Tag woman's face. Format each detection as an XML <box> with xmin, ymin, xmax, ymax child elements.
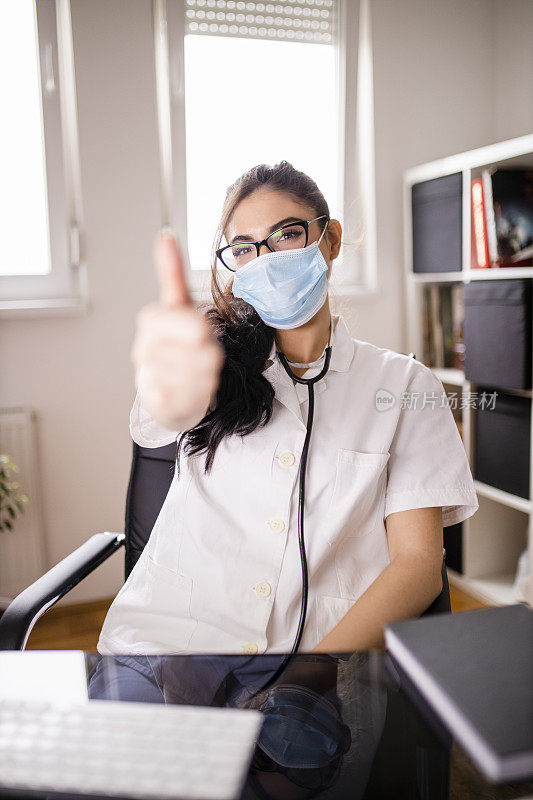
<box><xmin>224</xmin><ymin>187</ymin><xmax>341</xmax><ymax>280</ymax></box>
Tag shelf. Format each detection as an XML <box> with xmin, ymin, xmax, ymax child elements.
<box><xmin>404</xmin><ymin>134</ymin><xmax>533</xmax><ymax>608</ymax></box>
<box><xmin>410</xmin><ymin>272</ymin><xmax>464</xmax><ymax>283</ymax></box>
<box><xmin>447</xmin><ymin>568</ymin><xmax>522</xmax><ymax>607</ymax></box>
<box><xmin>426</xmin><ymin>373</ymin><xmax>531</xmax><ymax>397</ymax></box>
<box><xmin>465</xmin><ymin>268</ymin><xmax>533</xmax><ymax>281</ymax></box>
<box><xmin>409</xmin><ymin>267</ymin><xmax>533</xmax><ymax>282</ymax></box>
<box><xmin>460</xmin><ymin>375</ymin><xmax>532</xmax><ymax>397</ymax></box>
<box><xmin>473</xmin><ymin>480</ymin><xmax>532</xmax><ymax>514</ymax></box>
<box><xmin>404</xmin><ymin>133</ymin><xmax>533</xmax><ymax>185</ymax></box>
<box><xmin>502</xmin><ymin>388</ymin><xmax>533</xmax><ymax>399</ymax></box>
<box><xmin>471</xmin><ymin>385</ymin><xmax>532</xmax><ymax>399</ymax></box>
<box><xmin>431</xmin><ymin>368</ymin><xmax>465</xmax><ymax>386</ymax></box>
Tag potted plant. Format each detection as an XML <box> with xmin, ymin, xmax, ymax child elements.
<box><xmin>0</xmin><ymin>453</ymin><xmax>29</xmax><ymax>532</ymax></box>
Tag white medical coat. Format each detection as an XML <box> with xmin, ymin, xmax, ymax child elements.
<box><xmin>97</xmin><ymin>314</ymin><xmax>479</xmax><ymax>656</ymax></box>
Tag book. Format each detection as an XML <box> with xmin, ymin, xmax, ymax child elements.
<box><xmin>451</xmin><ymin>283</ymin><xmax>465</xmax><ymax>371</ymax></box>
<box><xmin>422</xmin><ymin>285</ymin><xmax>432</xmax><ymax>366</ymax></box>
<box><xmin>439</xmin><ymin>284</ymin><xmax>455</xmax><ymax>368</ymax></box>
<box><xmin>471</xmin><ymin>177</ymin><xmax>490</xmax><ymax>268</ymax></box>
<box><xmin>422</xmin><ymin>284</ymin><xmax>464</xmax><ymax>370</ymax></box>
<box><xmin>384</xmin><ymin>603</ymin><xmax>533</xmax><ymax>783</ymax></box>
<box><xmin>429</xmin><ymin>284</ymin><xmax>444</xmax><ymax>367</ymax></box>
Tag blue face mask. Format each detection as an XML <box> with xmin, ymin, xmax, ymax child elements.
<box><xmin>230</xmin><ymin>221</ymin><xmax>329</xmax><ymax>330</ymax></box>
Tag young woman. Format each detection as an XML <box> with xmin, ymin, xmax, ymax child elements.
<box><xmin>97</xmin><ymin>161</ymin><xmax>478</xmax><ymax>657</ymax></box>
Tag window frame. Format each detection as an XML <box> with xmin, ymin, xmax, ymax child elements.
<box><xmin>157</xmin><ymin>0</ymin><xmax>379</xmax><ymax>301</ymax></box>
<box><xmin>0</xmin><ymin>0</ymin><xmax>86</xmax><ymax>318</ymax></box>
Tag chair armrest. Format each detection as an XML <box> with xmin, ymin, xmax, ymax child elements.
<box><xmin>0</xmin><ymin>532</ymin><xmax>125</xmax><ymax>651</ymax></box>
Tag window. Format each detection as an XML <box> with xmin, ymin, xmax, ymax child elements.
<box><xmin>0</xmin><ymin>0</ymin><xmax>84</xmax><ymax>314</ymax></box>
<box><xmin>155</xmin><ymin>0</ymin><xmax>377</xmax><ymax>296</ymax></box>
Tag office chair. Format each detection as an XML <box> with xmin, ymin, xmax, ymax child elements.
<box><xmin>0</xmin><ymin>352</ymin><xmax>451</xmax><ymax>650</ymax></box>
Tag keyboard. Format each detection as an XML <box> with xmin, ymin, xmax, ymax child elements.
<box><xmin>0</xmin><ymin>698</ymin><xmax>263</xmax><ymax>799</ymax></box>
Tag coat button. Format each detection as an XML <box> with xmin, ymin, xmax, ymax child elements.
<box><xmin>254</xmin><ymin>581</ymin><xmax>272</xmax><ymax>598</ymax></box>
<box><xmin>278</xmin><ymin>451</ymin><xmax>295</xmax><ymax>468</ymax></box>
<box><xmin>268</xmin><ymin>518</ymin><xmax>285</xmax><ymax>533</ymax></box>
<box><xmin>242</xmin><ymin>642</ymin><xmax>258</xmax><ymax>655</ymax></box>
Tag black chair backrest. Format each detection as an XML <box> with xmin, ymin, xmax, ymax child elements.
<box><xmin>124</xmin><ymin>441</ymin><xmax>451</xmax><ymax>615</ymax></box>
<box><xmin>124</xmin><ymin>441</ymin><xmax>177</xmax><ymax>580</ymax></box>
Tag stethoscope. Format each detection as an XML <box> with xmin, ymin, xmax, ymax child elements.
<box><xmin>249</xmin><ymin>321</ymin><xmax>333</xmax><ymax>697</ymax></box>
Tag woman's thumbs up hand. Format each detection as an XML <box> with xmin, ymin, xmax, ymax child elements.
<box><xmin>155</xmin><ymin>228</ymin><xmax>193</xmax><ymax>308</ymax></box>
<box><xmin>131</xmin><ymin>229</ymin><xmax>225</xmax><ymax>433</ymax></box>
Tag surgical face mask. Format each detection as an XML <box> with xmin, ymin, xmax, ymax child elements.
<box><xmin>230</xmin><ymin>221</ymin><xmax>329</xmax><ymax>330</ymax></box>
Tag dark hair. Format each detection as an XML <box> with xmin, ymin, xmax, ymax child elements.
<box><xmin>176</xmin><ymin>160</ymin><xmax>330</xmax><ymax>475</ymax></box>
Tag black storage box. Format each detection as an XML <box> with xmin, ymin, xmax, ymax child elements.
<box><xmin>443</xmin><ymin>522</ymin><xmax>462</xmax><ymax>574</ymax></box>
<box><xmin>474</xmin><ymin>390</ymin><xmax>531</xmax><ymax>499</ymax></box>
<box><xmin>412</xmin><ymin>172</ymin><xmax>463</xmax><ymax>273</ymax></box>
<box><xmin>463</xmin><ymin>278</ymin><xmax>532</xmax><ymax>390</ymax></box>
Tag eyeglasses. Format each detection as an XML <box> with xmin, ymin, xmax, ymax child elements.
<box><xmin>217</xmin><ymin>215</ymin><xmax>329</xmax><ymax>273</ymax></box>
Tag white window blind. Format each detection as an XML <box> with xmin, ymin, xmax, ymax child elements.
<box><xmin>185</xmin><ymin>0</ymin><xmax>336</xmax><ymax>44</ymax></box>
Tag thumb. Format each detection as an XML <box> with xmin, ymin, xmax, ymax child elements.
<box><xmin>154</xmin><ymin>228</ymin><xmax>192</xmax><ymax>308</ymax></box>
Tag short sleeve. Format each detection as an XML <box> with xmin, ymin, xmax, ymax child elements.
<box><xmin>384</xmin><ymin>365</ymin><xmax>479</xmax><ymax>527</ymax></box>
<box><xmin>129</xmin><ymin>389</ymin><xmax>180</xmax><ymax>448</ymax></box>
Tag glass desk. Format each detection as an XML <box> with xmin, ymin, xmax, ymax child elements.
<box><xmin>4</xmin><ymin>650</ymin><xmax>533</xmax><ymax>800</ymax></box>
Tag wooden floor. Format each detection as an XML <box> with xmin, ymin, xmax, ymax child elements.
<box><xmin>24</xmin><ymin>582</ymin><xmax>490</xmax><ymax>651</ymax></box>
<box><xmin>26</xmin><ymin>598</ymin><xmax>113</xmax><ymax>651</ymax></box>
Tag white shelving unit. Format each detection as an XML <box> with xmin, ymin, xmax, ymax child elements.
<box><xmin>403</xmin><ymin>133</ymin><xmax>533</xmax><ymax>608</ymax></box>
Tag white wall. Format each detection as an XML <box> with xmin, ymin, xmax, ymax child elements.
<box><xmin>1</xmin><ymin>0</ymin><xmax>532</xmax><ymax>605</ymax></box>
<box><xmin>339</xmin><ymin>0</ymin><xmax>495</xmax><ymax>346</ymax></box>
<box><xmin>492</xmin><ymin>0</ymin><xmax>533</xmax><ymax>142</ymax></box>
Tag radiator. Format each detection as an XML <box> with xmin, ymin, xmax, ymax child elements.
<box><xmin>0</xmin><ymin>408</ymin><xmax>46</xmax><ymax>605</ymax></box>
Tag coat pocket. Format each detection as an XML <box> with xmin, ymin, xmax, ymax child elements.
<box><xmin>144</xmin><ymin>555</ymin><xmax>198</xmax><ymax>652</ymax></box>
<box><xmin>328</xmin><ymin>450</ymin><xmax>390</xmax><ymax>541</ymax></box>
<box><xmin>315</xmin><ymin>594</ymin><xmax>355</xmax><ymax>644</ymax></box>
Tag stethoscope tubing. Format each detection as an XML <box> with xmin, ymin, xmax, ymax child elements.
<box><xmin>248</xmin><ymin>345</ymin><xmax>333</xmax><ymax>697</ymax></box>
